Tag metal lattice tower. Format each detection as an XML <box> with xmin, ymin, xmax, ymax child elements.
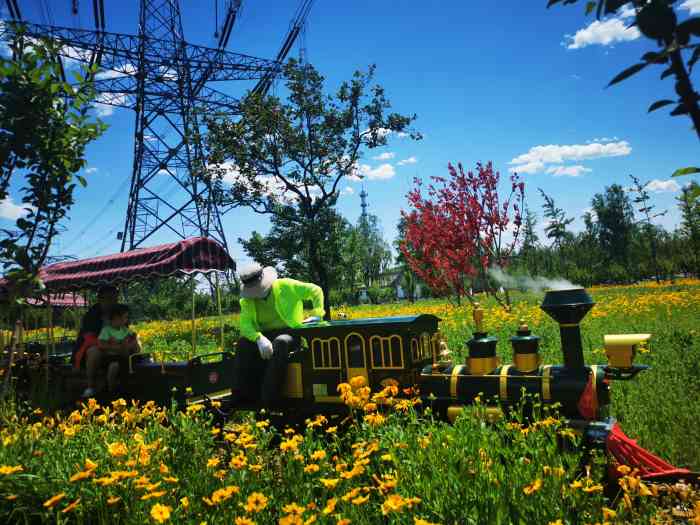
<box><xmin>1</xmin><ymin>0</ymin><xmax>313</xmax><ymax>252</ymax></box>
<box><xmin>122</xmin><ymin>0</ymin><xmax>229</xmax><ymax>250</ymax></box>
<box><xmin>359</xmin><ymin>186</ymin><xmax>369</xmax><ymax>235</ymax></box>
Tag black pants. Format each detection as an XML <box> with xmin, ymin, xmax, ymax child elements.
<box><xmin>233</xmin><ymin>333</ymin><xmax>298</xmax><ymax>404</ymax></box>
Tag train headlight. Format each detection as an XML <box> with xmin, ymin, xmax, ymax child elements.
<box><xmin>603</xmin><ymin>334</ymin><xmax>651</xmax><ymax>369</ymax></box>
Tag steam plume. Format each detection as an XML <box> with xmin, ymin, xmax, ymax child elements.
<box><xmin>488</xmin><ymin>267</ymin><xmax>579</xmax><ymax>293</ymax></box>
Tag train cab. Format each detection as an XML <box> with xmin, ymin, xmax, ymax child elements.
<box><xmin>284</xmin><ymin>314</ymin><xmax>441</xmax><ymax>406</ymax></box>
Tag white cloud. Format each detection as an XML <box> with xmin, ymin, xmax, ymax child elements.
<box><xmin>397</xmin><ymin>156</ymin><xmax>417</xmax><ymax>166</ymax></box>
<box><xmin>95</xmin><ymin>63</ymin><xmax>137</xmax><ymax>80</ymax></box>
<box><xmin>545</xmin><ymin>165</ymin><xmax>592</xmax><ymax>177</ymax></box>
<box><xmin>397</xmin><ymin>132</ymin><xmax>409</xmax><ymax>138</ymax></box>
<box><xmin>94</xmin><ymin>93</ymin><xmax>128</xmax><ymax>117</ymax></box>
<box><xmin>372</xmin><ymin>152</ymin><xmax>395</xmax><ymax>161</ymax></box>
<box><xmin>646</xmin><ymin>179</ymin><xmax>681</xmax><ymax>193</ymax></box>
<box><xmin>509</xmin><ymin>140</ymin><xmax>631</xmax><ymax>174</ymax></box>
<box><xmin>0</xmin><ymin>197</ymin><xmax>33</xmax><ymax>221</ymax></box>
<box><xmin>144</xmin><ymin>135</ymin><xmax>158</xmax><ymax>142</ymax></box>
<box><xmin>85</xmin><ymin>167</ymin><xmax>98</xmax><ymax>174</ymax></box>
<box><xmin>349</xmin><ymin>163</ymin><xmax>396</xmax><ymax>180</ymax></box>
<box><xmin>340</xmin><ymin>186</ymin><xmax>354</xmax><ymax>196</ymax></box>
<box><xmin>564</xmin><ymin>8</ymin><xmax>640</xmax><ymax>49</ymax></box>
<box><xmin>681</xmin><ymin>0</ymin><xmax>700</xmax><ymax>15</ymax></box>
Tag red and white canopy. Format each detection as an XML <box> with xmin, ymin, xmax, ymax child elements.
<box><xmin>1</xmin><ymin>237</ymin><xmax>234</xmax><ymax>294</ymax></box>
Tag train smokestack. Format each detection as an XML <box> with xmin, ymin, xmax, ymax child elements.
<box><xmin>540</xmin><ymin>288</ymin><xmax>594</xmax><ymax>370</ymax></box>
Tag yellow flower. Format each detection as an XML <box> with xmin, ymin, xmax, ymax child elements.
<box><xmin>279</xmin><ymin>516</ymin><xmax>303</xmax><ymax>525</ymax></box>
<box><xmin>0</xmin><ymin>465</ymin><xmax>23</xmax><ymax>475</ymax></box>
<box><xmin>349</xmin><ymin>376</ymin><xmax>366</xmax><ymax>388</ymax></box>
<box><xmin>310</xmin><ymin>450</ymin><xmax>326</xmax><ymax>461</ymax></box>
<box><xmin>107</xmin><ymin>496</ymin><xmax>121</xmax><ymax>506</ymax></box>
<box><xmin>84</xmin><ymin>458</ymin><xmax>98</xmax><ymax>471</ymax></box>
<box><xmin>107</xmin><ymin>441</ymin><xmax>128</xmax><ymax>457</ymax></box>
<box><xmin>280</xmin><ymin>435</ymin><xmax>303</xmax><ymax>453</ymax></box>
<box><xmin>235</xmin><ymin>518</ymin><xmax>256</xmax><ymax>525</ymax></box>
<box><xmin>547</xmin><ymin>521</ymin><xmax>563</xmax><ymax>525</ymax></box>
<box><xmin>282</xmin><ymin>502</ymin><xmax>305</xmax><ymax>516</ymax></box>
<box><xmin>322</xmin><ymin>498</ymin><xmax>337</xmax><ymax>515</ymax></box>
<box><xmin>141</xmin><ymin>491</ymin><xmax>167</xmax><ymax>501</ymax></box>
<box><xmin>326</xmin><ymin>426</ymin><xmax>338</xmax><ymax>434</ymax></box>
<box><xmin>163</xmin><ymin>476</ymin><xmax>179</xmax><ymax>484</ymax></box>
<box><xmin>61</xmin><ymin>498</ymin><xmax>81</xmax><ymax>514</ymax></box>
<box><xmin>341</xmin><ymin>488</ymin><xmax>361</xmax><ymax>502</ymax></box>
<box><xmin>582</xmin><ymin>482</ymin><xmax>603</xmax><ymax>493</ymax></box>
<box><xmin>249</xmin><ymin>464</ymin><xmax>263</xmax><ymax>473</ymax></box>
<box><xmin>159</xmin><ymin>463</ymin><xmax>169</xmax><ymax>474</ymax></box>
<box><xmin>602</xmin><ymin>507</ymin><xmax>616</xmax><ymax>520</ymax></box>
<box><xmin>206</xmin><ymin>457</ymin><xmax>220</xmax><ymax>468</ymax></box>
<box><xmin>351</xmin><ymin>494</ymin><xmax>369</xmax><ymax>505</ymax></box>
<box><xmin>306</xmin><ymin>415</ymin><xmax>328</xmax><ymax>428</ymax></box>
<box><xmin>304</xmin><ymin>464</ymin><xmax>320</xmax><ymax>474</ymax></box>
<box><xmin>523</xmin><ymin>478</ymin><xmax>542</xmax><ymax>495</ymax></box>
<box><xmin>43</xmin><ymin>492</ymin><xmax>66</xmax><ymax>509</ymax></box>
<box><xmin>336</xmin><ymin>519</ymin><xmax>351</xmax><ymax>525</ymax></box>
<box><xmin>244</xmin><ymin>492</ymin><xmax>268</xmax><ymax>513</ymax></box>
<box><xmin>230</xmin><ymin>454</ymin><xmax>248</xmax><ymax>470</ymax></box>
<box><xmin>320</xmin><ymin>477</ymin><xmax>340</xmax><ymax>489</ymax></box>
<box><xmin>256</xmin><ymin>420</ymin><xmax>270</xmax><ymax>429</ymax></box>
<box><xmin>364</xmin><ymin>413</ymin><xmax>385</xmax><ymax>427</ymax></box>
<box><xmin>180</xmin><ymin>497</ymin><xmax>189</xmax><ymax>509</ymax></box>
<box><xmin>69</xmin><ymin>470</ymin><xmax>93</xmax><ymax>482</ymax></box>
<box><xmin>150</xmin><ymin>503</ymin><xmax>172</xmax><ymax>523</ymax></box>
<box><xmin>5</xmin><ymin>495</ymin><xmax>17</xmax><ymax>501</ymax></box>
<box><xmin>616</xmin><ymin>465</ymin><xmax>632</xmax><ymax>475</ymax></box>
<box><xmin>414</xmin><ymin>519</ymin><xmax>441</xmax><ymax>525</ymax></box>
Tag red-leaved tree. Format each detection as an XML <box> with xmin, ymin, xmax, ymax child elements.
<box><xmin>400</xmin><ymin>161</ymin><xmax>524</xmax><ymax>306</ymax></box>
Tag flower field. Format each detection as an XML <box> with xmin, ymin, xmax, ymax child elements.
<box><xmin>1</xmin><ymin>280</ymin><xmax>700</xmax><ymax>523</ymax></box>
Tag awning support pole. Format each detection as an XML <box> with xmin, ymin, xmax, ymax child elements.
<box><xmin>216</xmin><ymin>273</ymin><xmax>224</xmax><ymax>351</ymax></box>
<box><xmin>190</xmin><ymin>277</ymin><xmax>196</xmax><ymax>361</ymax></box>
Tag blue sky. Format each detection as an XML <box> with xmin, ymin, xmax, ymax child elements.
<box><xmin>1</xmin><ymin>0</ymin><xmax>699</xmax><ymax>267</ymax></box>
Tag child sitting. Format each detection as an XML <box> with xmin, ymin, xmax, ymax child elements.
<box><xmin>82</xmin><ymin>304</ymin><xmax>140</xmax><ymax>398</ymax></box>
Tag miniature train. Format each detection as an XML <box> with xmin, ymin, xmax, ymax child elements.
<box><xmin>6</xmin><ymin>286</ymin><xmax>650</xmax><ymax>450</ymax></box>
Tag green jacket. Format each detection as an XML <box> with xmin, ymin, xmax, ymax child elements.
<box><xmin>239</xmin><ymin>278</ymin><xmax>325</xmax><ymax>342</ymax></box>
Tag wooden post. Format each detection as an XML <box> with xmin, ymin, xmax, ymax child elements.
<box><xmin>216</xmin><ymin>273</ymin><xmax>224</xmax><ymax>352</ymax></box>
<box><xmin>190</xmin><ymin>277</ymin><xmax>196</xmax><ymax>360</ymax></box>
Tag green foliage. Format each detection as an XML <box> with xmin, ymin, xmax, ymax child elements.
<box><xmin>0</xmin><ymin>35</ymin><xmax>107</xmax><ymax>293</ymax></box>
<box><xmin>546</xmin><ymin>1</ymin><xmax>700</xmax><ymax>152</ymax></box>
<box><xmin>206</xmin><ymin>60</ymin><xmax>419</xmax><ymax>318</ymax></box>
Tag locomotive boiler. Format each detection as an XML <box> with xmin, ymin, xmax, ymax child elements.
<box><xmin>418</xmin><ymin>288</ymin><xmax>650</xmax><ymax>438</ymax></box>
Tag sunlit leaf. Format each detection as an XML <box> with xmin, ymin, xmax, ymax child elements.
<box><xmin>671</xmin><ymin>167</ymin><xmax>700</xmax><ymax>177</ymax></box>
<box><xmin>607</xmin><ymin>63</ymin><xmax>647</xmax><ymax>87</ymax></box>
<box><xmin>648</xmin><ymin>99</ymin><xmax>674</xmax><ymax>112</ymax></box>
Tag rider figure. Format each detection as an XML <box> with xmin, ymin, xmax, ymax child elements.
<box><xmin>234</xmin><ymin>263</ymin><xmax>324</xmax><ymax>404</ymax></box>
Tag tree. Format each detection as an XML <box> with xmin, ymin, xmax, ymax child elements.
<box><xmin>629</xmin><ymin>174</ymin><xmax>667</xmax><ymax>283</ymax></box>
<box><xmin>538</xmin><ymin>189</ymin><xmax>574</xmax><ymax>276</ymax></box>
<box><xmin>394</xmin><ymin>216</ymin><xmax>420</xmax><ymax>302</ymax></box>
<box><xmin>547</xmin><ymin>1</ymin><xmax>700</xmax><ymax>142</ymax></box>
<box><xmin>240</xmin><ymin>205</ymin><xmax>351</xmax><ymax>297</ymax></box>
<box><xmin>519</xmin><ymin>207</ymin><xmax>540</xmax><ymax>274</ymax></box>
<box><xmin>591</xmin><ymin>184</ymin><xmax>636</xmax><ymax>271</ymax></box>
<box><xmin>401</xmin><ymin>161</ymin><xmax>524</xmax><ymax>306</ymax></box>
<box><xmin>357</xmin><ymin>214</ymin><xmax>392</xmax><ymax>289</ymax></box>
<box><xmin>206</xmin><ymin>60</ymin><xmax>419</xmax><ymax>319</ymax></box>
<box><xmin>677</xmin><ymin>181</ymin><xmax>700</xmax><ymax>276</ymax></box>
<box><xmin>0</xmin><ymin>36</ymin><xmax>106</xmax><ymax>295</ymax></box>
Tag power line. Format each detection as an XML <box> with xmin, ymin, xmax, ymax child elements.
<box><xmin>60</xmin><ymin>174</ymin><xmax>131</xmax><ymax>252</ymax></box>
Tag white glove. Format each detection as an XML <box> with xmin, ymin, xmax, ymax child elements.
<box><xmin>256</xmin><ymin>335</ymin><xmax>273</xmax><ymax>360</ymax></box>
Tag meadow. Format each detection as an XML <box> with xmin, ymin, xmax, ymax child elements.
<box><xmin>1</xmin><ymin>280</ymin><xmax>699</xmax><ymax>524</ymax></box>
